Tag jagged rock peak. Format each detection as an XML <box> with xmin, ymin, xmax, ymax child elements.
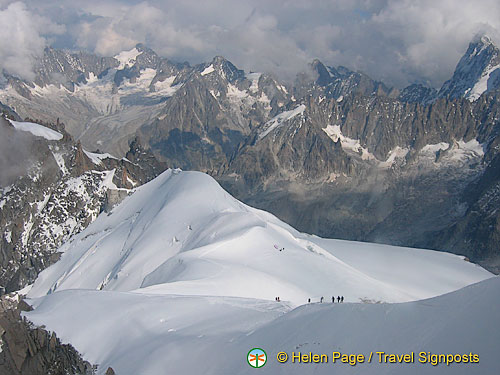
<box><xmin>125</xmin><ymin>136</ymin><xmax>147</xmax><ymax>162</ymax></box>
<box><xmin>203</xmin><ymin>56</ymin><xmax>245</xmax><ymax>82</ymax></box>
<box><xmin>398</xmin><ymin>83</ymin><xmax>437</xmax><ymax>105</ymax></box>
<box><xmin>311</xmin><ymin>59</ymin><xmax>333</xmax><ymax>86</ymax></box>
<box><xmin>438</xmin><ymin>34</ymin><xmax>500</xmax><ymax>101</ymax></box>
<box><xmin>471</xmin><ymin>34</ymin><xmax>495</xmax><ymax>48</ymax></box>
<box><xmin>135</xmin><ymin>42</ymin><xmax>153</xmax><ymax>53</ymax></box>
<box><xmin>132</xmin><ymin>43</ymin><xmax>159</xmax><ymax>68</ymax></box>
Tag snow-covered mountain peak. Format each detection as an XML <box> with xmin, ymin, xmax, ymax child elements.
<box><xmin>438</xmin><ymin>34</ymin><xmax>500</xmax><ymax>101</ymax></box>
<box><xmin>199</xmin><ymin>56</ymin><xmax>245</xmax><ymax>83</ymax></box>
<box><xmin>28</xmin><ymin>169</ymin><xmax>492</xmax><ymax>305</ymax></box>
<box><xmin>9</xmin><ymin>119</ymin><xmax>63</xmax><ymax>141</ymax></box>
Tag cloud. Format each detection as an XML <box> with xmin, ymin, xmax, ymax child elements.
<box><xmin>0</xmin><ymin>2</ymin><xmax>64</xmax><ymax>80</ymax></box>
<box><xmin>1</xmin><ymin>0</ymin><xmax>499</xmax><ymax>87</ymax></box>
<box><xmin>367</xmin><ymin>0</ymin><xmax>500</xmax><ymax>86</ymax></box>
<box><xmin>0</xmin><ymin>117</ymin><xmax>36</xmax><ymax>187</ymax></box>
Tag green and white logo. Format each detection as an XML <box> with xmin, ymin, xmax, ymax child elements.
<box><xmin>247</xmin><ymin>348</ymin><xmax>267</xmax><ymax>368</ymax></box>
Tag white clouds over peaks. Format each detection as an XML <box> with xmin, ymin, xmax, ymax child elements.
<box><xmin>369</xmin><ymin>0</ymin><xmax>500</xmax><ymax>86</ymax></box>
<box><xmin>0</xmin><ymin>2</ymin><xmax>64</xmax><ymax>80</ymax></box>
<box><xmin>1</xmin><ymin>0</ymin><xmax>500</xmax><ymax>87</ymax></box>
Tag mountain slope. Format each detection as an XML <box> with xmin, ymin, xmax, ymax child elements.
<box><xmin>439</xmin><ymin>35</ymin><xmax>500</xmax><ymax>101</ymax></box>
<box><xmin>24</xmin><ymin>277</ymin><xmax>500</xmax><ymax>375</ymax></box>
<box><xmin>0</xmin><ymin>115</ymin><xmax>166</xmax><ymax>292</ymax></box>
<box><xmin>222</xmin><ymin>276</ymin><xmax>500</xmax><ymax>375</ymax></box>
<box><xmin>21</xmin><ymin>170</ymin><xmax>496</xmax><ymax>375</ymax></box>
<box><xmin>28</xmin><ymin>170</ymin><xmax>492</xmax><ymax>304</ymax></box>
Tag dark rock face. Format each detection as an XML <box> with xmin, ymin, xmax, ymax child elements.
<box><xmin>138</xmin><ymin>57</ymin><xmax>290</xmax><ymax>172</ymax></box>
<box><xmin>0</xmin><ymin>294</ymin><xmax>95</xmax><ymax>375</ymax></box>
<box><xmin>425</xmin><ymin>153</ymin><xmax>500</xmax><ymax>273</ymax></box>
<box><xmin>398</xmin><ymin>84</ymin><xmax>437</xmax><ymax>105</ymax></box>
<box><xmin>215</xmin><ymin>89</ymin><xmax>500</xmax><ymax>272</ymax></box>
<box><xmin>0</xmin><ymin>117</ymin><xmax>166</xmax><ymax>293</ymax></box>
<box><xmin>307</xmin><ymin>60</ymin><xmax>395</xmax><ymax>100</ymax></box>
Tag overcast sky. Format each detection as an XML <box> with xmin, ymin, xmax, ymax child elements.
<box><xmin>0</xmin><ymin>0</ymin><xmax>499</xmax><ymax>88</ymax></box>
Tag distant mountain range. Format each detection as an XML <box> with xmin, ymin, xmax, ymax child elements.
<box><xmin>1</xmin><ymin>34</ymin><xmax>500</xmax><ymax>275</ymax></box>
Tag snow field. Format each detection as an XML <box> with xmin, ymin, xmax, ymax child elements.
<box><xmin>24</xmin><ymin>169</ymin><xmax>496</xmax><ymax>374</ymax></box>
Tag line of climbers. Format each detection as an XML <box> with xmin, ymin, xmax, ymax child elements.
<box><xmin>307</xmin><ymin>296</ymin><xmax>344</xmax><ymax>303</ymax></box>
<box><xmin>274</xmin><ymin>296</ymin><xmax>345</xmax><ymax>303</ymax></box>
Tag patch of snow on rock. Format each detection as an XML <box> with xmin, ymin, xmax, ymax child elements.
<box><xmin>259</xmin><ymin>105</ymin><xmax>306</xmax><ymax>139</ymax></box>
<box><xmin>115</xmin><ymin>48</ymin><xmax>141</xmax><ymax>69</ymax></box>
<box><xmin>10</xmin><ymin>120</ymin><xmax>63</xmax><ymax>141</ymax></box>
<box><xmin>201</xmin><ymin>65</ymin><xmax>215</xmax><ymax>76</ymax></box>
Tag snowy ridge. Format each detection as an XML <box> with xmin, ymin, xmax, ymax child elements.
<box><xmin>379</xmin><ymin>146</ymin><xmax>409</xmax><ymax>168</ymax></box>
<box><xmin>9</xmin><ymin>120</ymin><xmax>63</xmax><ymax>141</ymax></box>
<box><xmin>467</xmin><ymin>61</ymin><xmax>500</xmax><ymax>101</ymax></box>
<box><xmin>201</xmin><ymin>64</ymin><xmax>215</xmax><ymax>76</ymax></box>
<box><xmin>322</xmin><ymin>125</ymin><xmax>376</xmax><ymax>161</ymax></box>
<box><xmin>322</xmin><ymin>124</ymin><xmax>485</xmax><ymax>168</ymax></box>
<box><xmin>259</xmin><ymin>105</ymin><xmax>306</xmax><ymax>139</ymax></box>
<box><xmin>153</xmin><ymin>75</ymin><xmax>181</xmax><ymax>96</ymax></box>
<box><xmin>83</xmin><ymin>150</ymin><xmax>117</xmax><ymax>166</ymax></box>
<box><xmin>24</xmin><ymin>277</ymin><xmax>500</xmax><ymax>374</ymax></box>
<box><xmin>322</xmin><ymin>125</ymin><xmax>410</xmax><ymax>167</ymax></box>
<box><xmin>419</xmin><ymin>139</ymin><xmax>485</xmax><ymax>162</ymax></box>
<box><xmin>28</xmin><ymin>170</ymin><xmax>491</xmax><ymax>303</ymax></box>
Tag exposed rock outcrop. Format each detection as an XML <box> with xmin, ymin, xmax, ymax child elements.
<box><xmin>0</xmin><ymin>117</ymin><xmax>166</xmax><ymax>293</ymax></box>
<box><xmin>0</xmin><ymin>294</ymin><xmax>95</xmax><ymax>375</ymax></box>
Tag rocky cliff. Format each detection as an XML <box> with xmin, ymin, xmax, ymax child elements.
<box><xmin>0</xmin><ymin>114</ymin><xmax>166</xmax><ymax>293</ymax></box>
<box><xmin>0</xmin><ymin>294</ymin><xmax>95</xmax><ymax>375</ymax></box>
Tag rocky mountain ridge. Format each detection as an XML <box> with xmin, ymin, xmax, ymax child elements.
<box><xmin>0</xmin><ymin>113</ymin><xmax>166</xmax><ymax>293</ymax></box>
<box><xmin>438</xmin><ymin>35</ymin><xmax>500</xmax><ymax>101</ymax></box>
<box><xmin>0</xmin><ymin>293</ymin><xmax>95</xmax><ymax>375</ymax></box>
<box><xmin>0</xmin><ymin>35</ymin><xmax>499</xmax><ymax>272</ymax></box>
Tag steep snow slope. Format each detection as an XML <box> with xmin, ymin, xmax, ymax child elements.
<box><xmin>28</xmin><ymin>170</ymin><xmax>491</xmax><ymax>304</ymax></box>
